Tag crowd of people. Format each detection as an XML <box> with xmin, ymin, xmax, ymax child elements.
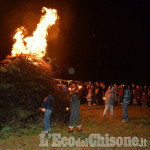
<box><xmin>41</xmin><ymin>80</ymin><xmax>150</xmax><ymax>134</ymax></box>
<box><xmin>59</xmin><ymin>81</ymin><xmax>150</xmax><ymax>108</ymax></box>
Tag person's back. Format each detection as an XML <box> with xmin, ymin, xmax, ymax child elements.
<box><xmin>103</xmin><ymin>86</ymin><xmax>114</xmax><ymax>117</ymax></box>
<box><xmin>123</xmin><ymin>88</ymin><xmax>131</xmax><ymax>105</ymax></box>
<box><xmin>87</xmin><ymin>92</ymin><xmax>92</xmax><ymax>102</ymax></box>
<box><xmin>104</xmin><ymin>89</ymin><xmax>114</xmax><ymax>105</ymax></box>
<box><xmin>122</xmin><ymin>86</ymin><xmax>131</xmax><ymax>123</ymax></box>
<box><xmin>86</xmin><ymin>89</ymin><xmax>93</xmax><ymax>109</ymax></box>
<box><xmin>71</xmin><ymin>93</ymin><xmax>80</xmax><ymax>114</ymax></box>
<box><xmin>69</xmin><ymin>92</ymin><xmax>82</xmax><ymax>133</ymax></box>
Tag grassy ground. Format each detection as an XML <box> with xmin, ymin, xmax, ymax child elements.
<box><xmin>0</xmin><ymin>104</ymin><xmax>150</xmax><ymax>150</ymax></box>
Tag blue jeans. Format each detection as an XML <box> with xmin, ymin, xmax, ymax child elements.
<box><xmin>44</xmin><ymin>109</ymin><xmax>52</xmax><ymax>131</ymax></box>
<box><xmin>123</xmin><ymin>104</ymin><xmax>129</xmax><ymax>121</ymax></box>
<box><xmin>103</xmin><ymin>104</ymin><xmax>113</xmax><ymax>116</ymax></box>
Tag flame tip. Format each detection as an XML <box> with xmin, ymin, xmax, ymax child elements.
<box><xmin>12</xmin><ymin>7</ymin><xmax>58</xmax><ymax>59</ymax></box>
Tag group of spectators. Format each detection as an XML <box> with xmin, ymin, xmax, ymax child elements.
<box><xmin>41</xmin><ymin>80</ymin><xmax>150</xmax><ymax>133</ymax></box>
<box><xmin>58</xmin><ymin>81</ymin><xmax>150</xmax><ymax>108</ymax></box>
<box><xmin>117</xmin><ymin>84</ymin><xmax>150</xmax><ymax>107</ymax></box>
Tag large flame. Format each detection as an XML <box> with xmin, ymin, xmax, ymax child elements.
<box><xmin>12</xmin><ymin>7</ymin><xmax>58</xmax><ymax>59</ymax></box>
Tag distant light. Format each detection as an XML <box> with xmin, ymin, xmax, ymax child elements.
<box><xmin>79</xmin><ymin>85</ymin><xmax>82</xmax><ymax>89</ymax></box>
<box><xmin>42</xmin><ymin>108</ymin><xmax>45</xmax><ymax>112</ymax></box>
<box><xmin>103</xmin><ymin>97</ymin><xmax>106</xmax><ymax>100</ymax></box>
<box><xmin>66</xmin><ymin>107</ymin><xmax>69</xmax><ymax>111</ymax></box>
<box><xmin>38</xmin><ymin>108</ymin><xmax>45</xmax><ymax>112</ymax></box>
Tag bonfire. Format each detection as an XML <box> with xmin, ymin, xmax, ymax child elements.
<box><xmin>0</xmin><ymin>7</ymin><xmax>70</xmax><ymax>127</ymax></box>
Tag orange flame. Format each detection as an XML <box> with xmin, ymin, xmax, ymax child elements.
<box><xmin>12</xmin><ymin>7</ymin><xmax>58</xmax><ymax>59</ymax></box>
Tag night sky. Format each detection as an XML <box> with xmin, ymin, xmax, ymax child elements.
<box><xmin>0</xmin><ymin>0</ymin><xmax>150</xmax><ymax>84</ymax></box>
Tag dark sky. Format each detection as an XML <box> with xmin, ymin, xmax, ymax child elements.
<box><xmin>0</xmin><ymin>0</ymin><xmax>150</xmax><ymax>84</ymax></box>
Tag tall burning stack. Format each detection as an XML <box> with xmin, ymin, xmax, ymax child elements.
<box><xmin>0</xmin><ymin>7</ymin><xmax>70</xmax><ymax>127</ymax></box>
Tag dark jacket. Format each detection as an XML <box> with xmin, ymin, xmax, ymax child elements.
<box><xmin>70</xmin><ymin>93</ymin><xmax>80</xmax><ymax>115</ymax></box>
<box><xmin>42</xmin><ymin>95</ymin><xmax>54</xmax><ymax>110</ymax></box>
<box><xmin>122</xmin><ymin>87</ymin><xmax>131</xmax><ymax>105</ymax></box>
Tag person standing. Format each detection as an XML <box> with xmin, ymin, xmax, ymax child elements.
<box><xmin>86</xmin><ymin>89</ymin><xmax>93</xmax><ymax>110</ymax></box>
<box><xmin>103</xmin><ymin>85</ymin><xmax>114</xmax><ymax>117</ymax></box>
<box><xmin>132</xmin><ymin>89</ymin><xmax>137</xmax><ymax>105</ymax></box>
<box><xmin>135</xmin><ymin>85</ymin><xmax>142</xmax><ymax>106</ymax></box>
<box><xmin>121</xmin><ymin>85</ymin><xmax>131</xmax><ymax>123</ymax></box>
<box><xmin>141</xmin><ymin>91</ymin><xmax>147</xmax><ymax>107</ymax></box>
<box><xmin>113</xmin><ymin>84</ymin><xmax>118</xmax><ymax>105</ymax></box>
<box><xmin>93</xmin><ymin>82</ymin><xmax>98</xmax><ymax>105</ymax></box>
<box><xmin>68</xmin><ymin>90</ymin><xmax>82</xmax><ymax>133</ymax></box>
<box><xmin>42</xmin><ymin>95</ymin><xmax>54</xmax><ymax>134</ymax></box>
<box><xmin>118</xmin><ymin>85</ymin><xmax>123</xmax><ymax>104</ymax></box>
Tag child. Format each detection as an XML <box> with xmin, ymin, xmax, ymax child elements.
<box><xmin>141</xmin><ymin>92</ymin><xmax>147</xmax><ymax>108</ymax></box>
<box><xmin>86</xmin><ymin>89</ymin><xmax>93</xmax><ymax>110</ymax></box>
<box><xmin>68</xmin><ymin>90</ymin><xmax>82</xmax><ymax>133</ymax></box>
<box><xmin>42</xmin><ymin>95</ymin><xmax>54</xmax><ymax>134</ymax></box>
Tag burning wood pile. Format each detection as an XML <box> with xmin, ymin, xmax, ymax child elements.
<box><xmin>0</xmin><ymin>7</ymin><xmax>70</xmax><ymax>127</ymax></box>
